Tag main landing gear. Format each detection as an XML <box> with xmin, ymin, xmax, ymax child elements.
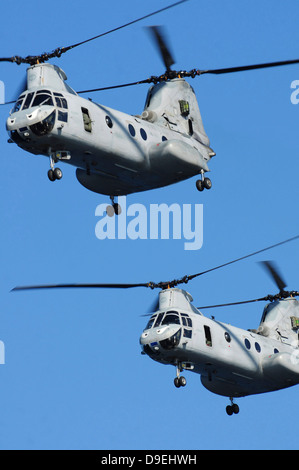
<box><xmin>106</xmin><ymin>196</ymin><xmax>122</xmax><ymax>217</ymax></box>
<box><xmin>226</xmin><ymin>398</ymin><xmax>240</xmax><ymax>416</ymax></box>
<box><xmin>174</xmin><ymin>364</ymin><xmax>187</xmax><ymax>388</ymax></box>
<box><xmin>196</xmin><ymin>170</ymin><xmax>212</xmax><ymax>192</ymax></box>
<box><xmin>47</xmin><ymin>155</ymin><xmax>63</xmax><ymax>182</ymax></box>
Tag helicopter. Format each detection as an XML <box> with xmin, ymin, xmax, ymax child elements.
<box><xmin>12</xmin><ymin>234</ymin><xmax>299</xmax><ymax>415</ymax></box>
<box><xmin>3</xmin><ymin>1</ymin><xmax>299</xmax><ymax>216</ymax></box>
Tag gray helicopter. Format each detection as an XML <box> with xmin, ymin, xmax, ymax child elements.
<box><xmin>3</xmin><ymin>1</ymin><xmax>299</xmax><ymax>215</ymax></box>
<box><xmin>12</xmin><ymin>234</ymin><xmax>299</xmax><ymax>415</ymax></box>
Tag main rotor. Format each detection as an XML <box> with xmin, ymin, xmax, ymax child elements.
<box><xmin>12</xmin><ymin>235</ymin><xmax>299</xmax><ymax>314</ymax></box>
<box><xmin>1</xmin><ymin>0</ymin><xmax>299</xmax><ymax>100</ymax></box>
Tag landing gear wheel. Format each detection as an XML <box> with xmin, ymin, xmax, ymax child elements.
<box><xmin>53</xmin><ymin>167</ymin><xmax>63</xmax><ymax>180</ymax></box>
<box><xmin>179</xmin><ymin>376</ymin><xmax>187</xmax><ymax>387</ymax></box>
<box><xmin>174</xmin><ymin>377</ymin><xmax>180</xmax><ymax>388</ymax></box>
<box><xmin>106</xmin><ymin>205</ymin><xmax>115</xmax><ymax>217</ymax></box>
<box><xmin>113</xmin><ymin>203</ymin><xmax>122</xmax><ymax>216</ymax></box>
<box><xmin>48</xmin><ymin>169</ymin><xmax>55</xmax><ymax>182</ymax></box>
<box><xmin>106</xmin><ymin>203</ymin><xmax>122</xmax><ymax>217</ymax></box>
<box><xmin>48</xmin><ymin>168</ymin><xmax>63</xmax><ymax>181</ymax></box>
<box><xmin>232</xmin><ymin>403</ymin><xmax>239</xmax><ymax>414</ymax></box>
<box><xmin>106</xmin><ymin>197</ymin><xmax>122</xmax><ymax>217</ymax></box>
<box><xmin>203</xmin><ymin>177</ymin><xmax>212</xmax><ymax>190</ymax></box>
<box><xmin>174</xmin><ymin>376</ymin><xmax>186</xmax><ymax>388</ymax></box>
<box><xmin>226</xmin><ymin>399</ymin><xmax>239</xmax><ymax>415</ymax></box>
<box><xmin>196</xmin><ymin>179</ymin><xmax>204</xmax><ymax>192</ymax></box>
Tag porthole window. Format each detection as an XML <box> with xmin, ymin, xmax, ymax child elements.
<box><xmin>128</xmin><ymin>124</ymin><xmax>136</xmax><ymax>137</ymax></box>
<box><xmin>140</xmin><ymin>128</ymin><xmax>147</xmax><ymax>140</ymax></box>
<box><xmin>105</xmin><ymin>115</ymin><xmax>113</xmax><ymax>128</ymax></box>
<box><xmin>255</xmin><ymin>342</ymin><xmax>261</xmax><ymax>353</ymax></box>
<box><xmin>244</xmin><ymin>338</ymin><xmax>251</xmax><ymax>350</ymax></box>
<box><xmin>224</xmin><ymin>332</ymin><xmax>231</xmax><ymax>343</ymax></box>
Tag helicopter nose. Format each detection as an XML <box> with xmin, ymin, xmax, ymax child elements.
<box><xmin>7</xmin><ymin>107</ymin><xmax>56</xmax><ymax>140</ymax></box>
<box><xmin>140</xmin><ymin>325</ymin><xmax>181</xmax><ymax>354</ymax></box>
<box><xmin>6</xmin><ymin>107</ymin><xmax>44</xmax><ymax>131</ymax></box>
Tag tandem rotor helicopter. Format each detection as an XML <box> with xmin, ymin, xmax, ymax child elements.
<box><xmin>2</xmin><ymin>0</ymin><xmax>299</xmax><ymax>215</ymax></box>
<box><xmin>12</xmin><ymin>234</ymin><xmax>299</xmax><ymax>415</ymax></box>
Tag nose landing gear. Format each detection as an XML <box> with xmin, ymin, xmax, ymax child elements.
<box><xmin>48</xmin><ymin>155</ymin><xmax>63</xmax><ymax>182</ymax></box>
<box><xmin>174</xmin><ymin>364</ymin><xmax>187</xmax><ymax>388</ymax></box>
<box><xmin>48</xmin><ymin>167</ymin><xmax>63</xmax><ymax>181</ymax></box>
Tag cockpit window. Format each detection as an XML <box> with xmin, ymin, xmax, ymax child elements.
<box><xmin>161</xmin><ymin>311</ymin><xmax>181</xmax><ymax>326</ymax></box>
<box><xmin>144</xmin><ymin>311</ymin><xmax>193</xmax><ymax>330</ymax></box>
<box><xmin>54</xmin><ymin>92</ymin><xmax>68</xmax><ymax>109</ymax></box>
<box><xmin>12</xmin><ymin>97</ymin><xmax>24</xmax><ymax>113</ymax></box>
<box><xmin>181</xmin><ymin>313</ymin><xmax>192</xmax><ymax>328</ymax></box>
<box><xmin>12</xmin><ymin>91</ymin><xmax>55</xmax><ymax>113</ymax></box>
<box><xmin>22</xmin><ymin>92</ymin><xmax>34</xmax><ymax>110</ymax></box>
<box><xmin>144</xmin><ymin>312</ymin><xmax>165</xmax><ymax>330</ymax></box>
<box><xmin>145</xmin><ymin>315</ymin><xmax>156</xmax><ymax>330</ymax></box>
<box><xmin>32</xmin><ymin>92</ymin><xmax>54</xmax><ymax>107</ymax></box>
<box><xmin>154</xmin><ymin>312</ymin><xmax>164</xmax><ymax>327</ymax></box>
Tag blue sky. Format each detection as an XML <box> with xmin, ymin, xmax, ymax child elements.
<box><xmin>0</xmin><ymin>0</ymin><xmax>299</xmax><ymax>450</ymax></box>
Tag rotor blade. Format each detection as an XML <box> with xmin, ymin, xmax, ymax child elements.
<box><xmin>147</xmin><ymin>26</ymin><xmax>175</xmax><ymax>71</ymax></box>
<box><xmin>12</xmin><ymin>282</ymin><xmax>152</xmax><ymax>292</ymax></box>
<box><xmin>186</xmin><ymin>234</ymin><xmax>299</xmax><ymax>283</ymax></box>
<box><xmin>199</xmin><ymin>58</ymin><xmax>299</xmax><ymax>75</ymax></box>
<box><xmin>197</xmin><ymin>297</ymin><xmax>270</xmax><ymax>310</ymax></box>
<box><xmin>12</xmin><ymin>235</ymin><xmax>299</xmax><ymax>294</ymax></box>
<box><xmin>75</xmin><ymin>56</ymin><xmax>299</xmax><ymax>96</ymax></box>
<box><xmin>76</xmin><ymin>78</ymin><xmax>152</xmax><ymax>95</ymax></box>
<box><xmin>0</xmin><ymin>1</ymin><xmax>189</xmax><ymax>65</ymax></box>
<box><xmin>67</xmin><ymin>2</ymin><xmax>187</xmax><ymax>52</ymax></box>
<box><xmin>259</xmin><ymin>260</ymin><xmax>287</xmax><ymax>292</ymax></box>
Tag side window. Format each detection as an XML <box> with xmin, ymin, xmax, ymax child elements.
<box><xmin>54</xmin><ymin>92</ymin><xmax>68</xmax><ymax>109</ymax></box>
<box><xmin>204</xmin><ymin>325</ymin><xmax>212</xmax><ymax>347</ymax></box>
<box><xmin>61</xmin><ymin>98</ymin><xmax>68</xmax><ymax>109</ymax></box>
<box><xmin>188</xmin><ymin>119</ymin><xmax>194</xmax><ymax>136</ymax></box>
<box><xmin>58</xmin><ymin>110</ymin><xmax>68</xmax><ymax>122</ymax></box>
<box><xmin>128</xmin><ymin>123</ymin><xmax>136</xmax><ymax>137</ymax></box>
<box><xmin>81</xmin><ymin>107</ymin><xmax>92</xmax><ymax>132</ymax></box>
<box><xmin>181</xmin><ymin>313</ymin><xmax>192</xmax><ymax>339</ymax></box>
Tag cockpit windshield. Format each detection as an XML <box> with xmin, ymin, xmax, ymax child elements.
<box><xmin>12</xmin><ymin>95</ymin><xmax>25</xmax><ymax>113</ymax></box>
<box><xmin>144</xmin><ymin>311</ymin><xmax>192</xmax><ymax>330</ymax></box>
<box><xmin>32</xmin><ymin>90</ymin><xmax>54</xmax><ymax>107</ymax></box>
<box><xmin>11</xmin><ymin>89</ymin><xmax>68</xmax><ymax>114</ymax></box>
<box><xmin>161</xmin><ymin>311</ymin><xmax>181</xmax><ymax>326</ymax></box>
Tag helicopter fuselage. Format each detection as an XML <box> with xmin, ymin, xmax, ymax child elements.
<box><xmin>140</xmin><ymin>289</ymin><xmax>299</xmax><ymax>399</ymax></box>
<box><xmin>6</xmin><ymin>64</ymin><xmax>214</xmax><ymax>198</ymax></box>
